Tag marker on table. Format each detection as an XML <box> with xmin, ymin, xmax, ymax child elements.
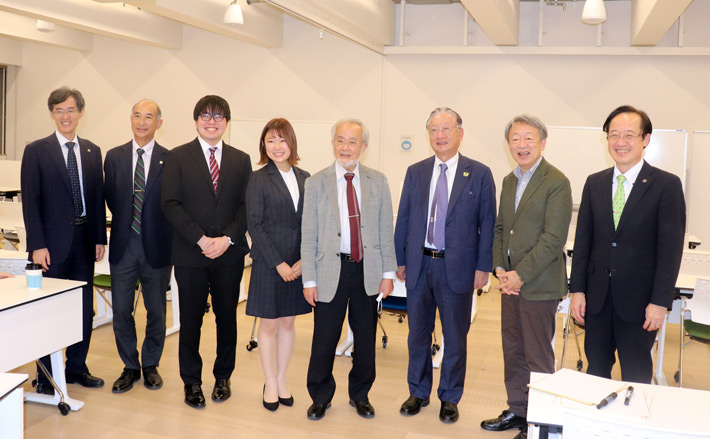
<box><xmin>624</xmin><ymin>386</ymin><xmax>634</xmax><ymax>406</ymax></box>
<box><xmin>596</xmin><ymin>391</ymin><xmax>618</xmax><ymax>409</ymax></box>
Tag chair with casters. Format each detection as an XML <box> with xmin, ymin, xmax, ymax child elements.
<box><xmin>558</xmin><ymin>295</ymin><xmax>586</xmax><ymax>372</ymax></box>
<box><xmin>676</xmin><ymin>277</ymin><xmax>710</xmax><ymax>387</ymax></box>
<box><xmin>92</xmin><ymin>274</ymin><xmax>141</xmax><ymax>328</ymax></box>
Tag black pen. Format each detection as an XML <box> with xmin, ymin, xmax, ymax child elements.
<box><xmin>596</xmin><ymin>391</ymin><xmax>618</xmax><ymax>409</ymax></box>
<box><xmin>624</xmin><ymin>386</ymin><xmax>634</xmax><ymax>406</ymax></box>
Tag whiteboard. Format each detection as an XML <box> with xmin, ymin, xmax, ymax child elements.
<box><xmin>544</xmin><ymin>126</ymin><xmax>688</xmax><ymax>205</ymax></box>
<box><xmin>688</xmin><ymin>131</ymin><xmax>710</xmax><ymax>244</ymax></box>
<box><xmin>229</xmin><ymin>119</ymin><xmax>334</xmax><ymax>175</ymax></box>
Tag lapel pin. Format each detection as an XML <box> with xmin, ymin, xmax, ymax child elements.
<box><xmin>87</xmin><ymin>149</ymin><xmax>91</xmax><ymax>152</ymax></box>
<box><xmin>463</xmin><ymin>171</ymin><xmax>470</xmax><ymax>177</ymax></box>
<box><xmin>642</xmin><ymin>179</ymin><xmax>647</xmax><ymax>183</ymax></box>
<box><xmin>160</xmin><ymin>160</ymin><xmax>164</xmax><ymax>164</ymax></box>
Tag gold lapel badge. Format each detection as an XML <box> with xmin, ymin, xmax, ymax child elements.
<box><xmin>463</xmin><ymin>171</ymin><xmax>470</xmax><ymax>177</ymax></box>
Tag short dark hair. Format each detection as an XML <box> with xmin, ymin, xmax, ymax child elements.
<box><xmin>48</xmin><ymin>86</ymin><xmax>85</xmax><ymax>112</ymax></box>
<box><xmin>193</xmin><ymin>95</ymin><xmax>231</xmax><ymax>122</ymax></box>
<box><xmin>602</xmin><ymin>105</ymin><xmax>652</xmax><ymax>136</ymax></box>
<box><xmin>258</xmin><ymin>118</ymin><xmax>299</xmax><ymax>166</ymax></box>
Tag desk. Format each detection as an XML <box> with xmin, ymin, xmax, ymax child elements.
<box><xmin>527</xmin><ymin>371</ymin><xmax>710</xmax><ymax>439</ymax></box>
<box><xmin>0</xmin><ymin>373</ymin><xmax>28</xmax><ymax>439</ymax></box>
<box><xmin>0</xmin><ymin>276</ymin><xmax>86</xmax><ymax>412</ymax></box>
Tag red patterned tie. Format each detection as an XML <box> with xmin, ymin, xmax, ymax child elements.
<box><xmin>209</xmin><ymin>147</ymin><xmax>219</xmax><ymax>193</ymax></box>
<box><xmin>344</xmin><ymin>173</ymin><xmax>363</xmax><ymax>262</ymax></box>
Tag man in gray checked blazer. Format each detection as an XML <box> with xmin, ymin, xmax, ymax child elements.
<box><xmin>301</xmin><ymin>118</ymin><xmax>397</xmax><ymax>421</ymax></box>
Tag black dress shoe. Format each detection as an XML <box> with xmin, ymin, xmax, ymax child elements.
<box><xmin>184</xmin><ymin>384</ymin><xmax>206</xmax><ymax>409</ymax></box>
<box><xmin>349</xmin><ymin>399</ymin><xmax>375</xmax><ymax>418</ymax></box>
<box><xmin>513</xmin><ymin>429</ymin><xmax>528</xmax><ymax>439</ymax></box>
<box><xmin>34</xmin><ymin>380</ymin><xmax>54</xmax><ymax>396</ymax></box>
<box><xmin>439</xmin><ymin>401</ymin><xmax>459</xmax><ymax>423</ymax></box>
<box><xmin>212</xmin><ymin>379</ymin><xmax>231</xmax><ymax>402</ymax></box>
<box><xmin>263</xmin><ymin>385</ymin><xmax>279</xmax><ymax>411</ymax></box>
<box><xmin>306</xmin><ymin>402</ymin><xmax>330</xmax><ymax>420</ymax></box>
<box><xmin>66</xmin><ymin>373</ymin><xmax>105</xmax><ymax>388</ymax></box>
<box><xmin>400</xmin><ymin>395</ymin><xmax>430</xmax><ymax>416</ymax></box>
<box><xmin>481</xmin><ymin>410</ymin><xmax>527</xmax><ymax>431</ymax></box>
<box><xmin>112</xmin><ymin>368</ymin><xmax>140</xmax><ymax>394</ymax></box>
<box><xmin>278</xmin><ymin>395</ymin><xmax>294</xmax><ymax>406</ymax></box>
<box><xmin>142</xmin><ymin>366</ymin><xmax>163</xmax><ymax>390</ymax></box>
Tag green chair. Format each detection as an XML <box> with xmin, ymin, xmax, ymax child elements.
<box><xmin>676</xmin><ymin>277</ymin><xmax>710</xmax><ymax>387</ymax></box>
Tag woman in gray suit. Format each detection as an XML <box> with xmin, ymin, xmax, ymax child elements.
<box><xmin>245</xmin><ymin>118</ymin><xmax>311</xmax><ymax>411</ymax></box>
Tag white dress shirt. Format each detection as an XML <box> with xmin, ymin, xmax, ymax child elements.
<box><xmin>424</xmin><ymin>153</ymin><xmax>459</xmax><ymax>249</ymax></box>
<box><xmin>278</xmin><ymin>166</ymin><xmax>299</xmax><ymax>211</ymax></box>
<box><xmin>132</xmin><ymin>138</ymin><xmax>155</xmax><ymax>183</ymax></box>
<box><xmin>612</xmin><ymin>159</ymin><xmax>644</xmax><ymax>202</ymax></box>
<box><xmin>198</xmin><ymin>137</ymin><xmax>223</xmax><ymax>168</ymax></box>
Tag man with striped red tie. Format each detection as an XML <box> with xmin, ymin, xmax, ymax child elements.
<box><xmin>162</xmin><ymin>95</ymin><xmax>252</xmax><ymax>409</ymax></box>
<box><xmin>104</xmin><ymin>99</ymin><xmax>172</xmax><ymax>394</ymax></box>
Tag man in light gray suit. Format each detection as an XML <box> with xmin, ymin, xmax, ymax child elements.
<box><xmin>301</xmin><ymin>118</ymin><xmax>396</xmax><ymax>421</ymax></box>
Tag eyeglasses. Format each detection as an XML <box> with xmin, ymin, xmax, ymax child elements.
<box><xmin>429</xmin><ymin>126</ymin><xmax>458</xmax><ymax>136</ymax></box>
<box><xmin>509</xmin><ymin>136</ymin><xmax>536</xmax><ymax>146</ymax></box>
<box><xmin>607</xmin><ymin>132</ymin><xmax>642</xmax><ymax>143</ymax></box>
<box><xmin>335</xmin><ymin>138</ymin><xmax>361</xmax><ymax>147</ymax></box>
<box><xmin>199</xmin><ymin>113</ymin><xmax>225</xmax><ymax>122</ymax></box>
<box><xmin>52</xmin><ymin>108</ymin><xmax>78</xmax><ymax>116</ymax></box>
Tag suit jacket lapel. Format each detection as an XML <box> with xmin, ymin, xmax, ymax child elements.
<box><xmin>267</xmin><ymin>161</ymin><xmax>297</xmax><ymax>214</ymax></box>
<box><xmin>324</xmin><ymin>165</ymin><xmax>340</xmax><ymax>228</ymax></box>
<box><xmin>512</xmin><ymin>159</ymin><xmax>548</xmax><ymax>224</ymax></box>
<box><xmin>144</xmin><ymin>144</ymin><xmax>166</xmax><ymax>195</ymax></box>
<box><xmin>447</xmin><ymin>157</ymin><xmax>469</xmax><ymax>217</ymax></box>
<box><xmin>295</xmin><ymin>166</ymin><xmax>307</xmax><ymax>217</ymax></box>
<box><xmin>188</xmin><ymin>139</ymin><xmax>216</xmax><ymax>197</ymax></box>
<box><xmin>615</xmin><ymin>162</ymin><xmax>653</xmax><ymax>235</ymax></box>
<box><xmin>216</xmin><ymin>145</ymin><xmax>233</xmax><ymax>200</ymax></box>
<box><xmin>77</xmin><ymin>138</ymin><xmax>94</xmax><ymax>198</ymax></box>
<box><xmin>599</xmin><ymin>167</ymin><xmax>615</xmax><ymax>234</ymax></box>
<box><xmin>360</xmin><ymin>166</ymin><xmax>373</xmax><ymax>216</ymax></box>
<box><xmin>47</xmin><ymin>136</ymin><xmax>72</xmax><ymax>194</ymax></box>
<box><xmin>419</xmin><ymin>157</ymin><xmax>435</xmax><ymax>222</ymax></box>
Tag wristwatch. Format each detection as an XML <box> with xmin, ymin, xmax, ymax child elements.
<box><xmin>226</xmin><ymin>236</ymin><xmax>235</xmax><ymax>246</ymax></box>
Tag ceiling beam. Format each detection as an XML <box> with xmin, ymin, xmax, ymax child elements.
<box><xmin>460</xmin><ymin>0</ymin><xmax>519</xmax><ymax>46</ymax></box>
<box><xmin>0</xmin><ymin>37</ymin><xmax>23</xmax><ymax>66</ymax></box>
<box><xmin>0</xmin><ymin>11</ymin><xmax>93</xmax><ymax>53</ymax></box>
<box><xmin>631</xmin><ymin>0</ymin><xmax>694</xmax><ymax>46</ymax></box>
<box><xmin>0</xmin><ymin>0</ymin><xmax>182</xmax><ymax>49</ymax></box>
<box><xmin>263</xmin><ymin>0</ymin><xmax>395</xmax><ymax>54</ymax></box>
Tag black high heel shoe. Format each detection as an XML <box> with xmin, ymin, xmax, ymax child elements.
<box><xmin>263</xmin><ymin>385</ymin><xmax>279</xmax><ymax>411</ymax></box>
<box><xmin>278</xmin><ymin>395</ymin><xmax>294</xmax><ymax>407</ymax></box>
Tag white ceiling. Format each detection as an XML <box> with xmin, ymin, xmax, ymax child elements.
<box><xmin>0</xmin><ymin>0</ymin><xmax>695</xmax><ymax>55</ymax></box>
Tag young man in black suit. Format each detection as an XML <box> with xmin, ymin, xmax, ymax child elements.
<box><xmin>161</xmin><ymin>95</ymin><xmax>252</xmax><ymax>408</ymax></box>
<box><xmin>21</xmin><ymin>86</ymin><xmax>107</xmax><ymax>393</ymax></box>
<box><xmin>104</xmin><ymin>99</ymin><xmax>172</xmax><ymax>393</ymax></box>
<box><xmin>570</xmin><ymin>105</ymin><xmax>686</xmax><ymax>383</ymax></box>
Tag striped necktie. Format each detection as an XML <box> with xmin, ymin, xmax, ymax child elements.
<box><xmin>131</xmin><ymin>148</ymin><xmax>146</xmax><ymax>234</ymax></box>
<box><xmin>209</xmin><ymin>147</ymin><xmax>219</xmax><ymax>193</ymax></box>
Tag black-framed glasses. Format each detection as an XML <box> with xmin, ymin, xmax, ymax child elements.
<box><xmin>200</xmin><ymin>113</ymin><xmax>225</xmax><ymax>122</ymax></box>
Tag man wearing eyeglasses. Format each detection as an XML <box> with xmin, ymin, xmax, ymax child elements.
<box><xmin>21</xmin><ymin>86</ymin><xmax>107</xmax><ymax>394</ymax></box>
<box><xmin>570</xmin><ymin>105</ymin><xmax>685</xmax><ymax>384</ymax></box>
<box><xmin>301</xmin><ymin>118</ymin><xmax>396</xmax><ymax>420</ymax></box>
<box><xmin>481</xmin><ymin>115</ymin><xmax>572</xmax><ymax>439</ymax></box>
<box><xmin>162</xmin><ymin>95</ymin><xmax>252</xmax><ymax>408</ymax></box>
<box><xmin>394</xmin><ymin>107</ymin><xmax>496</xmax><ymax>423</ymax></box>
<box><xmin>104</xmin><ymin>99</ymin><xmax>172</xmax><ymax>394</ymax></box>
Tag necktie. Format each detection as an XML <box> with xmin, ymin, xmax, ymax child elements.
<box><xmin>131</xmin><ymin>148</ymin><xmax>146</xmax><ymax>235</ymax></box>
<box><xmin>427</xmin><ymin>163</ymin><xmax>448</xmax><ymax>250</ymax></box>
<box><xmin>209</xmin><ymin>147</ymin><xmax>219</xmax><ymax>193</ymax></box>
<box><xmin>65</xmin><ymin>142</ymin><xmax>84</xmax><ymax>218</ymax></box>
<box><xmin>344</xmin><ymin>173</ymin><xmax>363</xmax><ymax>262</ymax></box>
<box><xmin>613</xmin><ymin>174</ymin><xmax>627</xmax><ymax>229</ymax></box>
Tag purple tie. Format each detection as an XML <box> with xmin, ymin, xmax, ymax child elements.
<box><xmin>427</xmin><ymin>163</ymin><xmax>448</xmax><ymax>250</ymax></box>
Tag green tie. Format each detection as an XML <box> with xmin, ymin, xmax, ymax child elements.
<box><xmin>613</xmin><ymin>174</ymin><xmax>627</xmax><ymax>229</ymax></box>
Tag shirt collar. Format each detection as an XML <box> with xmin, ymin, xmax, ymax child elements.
<box><xmin>132</xmin><ymin>138</ymin><xmax>155</xmax><ymax>155</ymax></box>
<box><xmin>198</xmin><ymin>136</ymin><xmax>223</xmax><ymax>154</ymax></box>
<box><xmin>513</xmin><ymin>156</ymin><xmax>543</xmax><ymax>180</ymax></box>
<box><xmin>434</xmin><ymin>153</ymin><xmax>459</xmax><ymax>173</ymax></box>
<box><xmin>613</xmin><ymin>159</ymin><xmax>644</xmax><ymax>184</ymax></box>
<box><xmin>335</xmin><ymin>161</ymin><xmax>360</xmax><ymax>181</ymax></box>
<box><xmin>55</xmin><ymin>131</ymin><xmax>78</xmax><ymax>147</ymax></box>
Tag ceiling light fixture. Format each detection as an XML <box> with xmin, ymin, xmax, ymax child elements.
<box><xmin>223</xmin><ymin>1</ymin><xmax>244</xmax><ymax>26</ymax></box>
<box><xmin>36</xmin><ymin>19</ymin><xmax>56</xmax><ymax>33</ymax></box>
<box><xmin>582</xmin><ymin>0</ymin><xmax>606</xmax><ymax>25</ymax></box>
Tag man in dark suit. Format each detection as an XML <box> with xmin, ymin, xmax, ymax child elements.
<box><xmin>395</xmin><ymin>107</ymin><xmax>496</xmax><ymax>423</ymax></box>
<box><xmin>481</xmin><ymin>115</ymin><xmax>572</xmax><ymax>439</ymax></box>
<box><xmin>21</xmin><ymin>86</ymin><xmax>107</xmax><ymax>393</ymax></box>
<box><xmin>162</xmin><ymin>95</ymin><xmax>252</xmax><ymax>409</ymax></box>
<box><xmin>301</xmin><ymin>118</ymin><xmax>396</xmax><ymax>420</ymax></box>
<box><xmin>104</xmin><ymin>99</ymin><xmax>172</xmax><ymax>393</ymax></box>
<box><xmin>570</xmin><ymin>105</ymin><xmax>686</xmax><ymax>384</ymax></box>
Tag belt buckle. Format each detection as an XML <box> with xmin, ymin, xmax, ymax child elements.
<box><xmin>431</xmin><ymin>251</ymin><xmax>442</xmax><ymax>259</ymax></box>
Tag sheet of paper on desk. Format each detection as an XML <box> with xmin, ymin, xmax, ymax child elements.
<box><xmin>528</xmin><ymin>369</ymin><xmax>650</xmax><ymax>418</ymax></box>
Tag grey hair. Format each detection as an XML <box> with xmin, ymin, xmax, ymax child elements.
<box><xmin>331</xmin><ymin>118</ymin><xmax>369</xmax><ymax>145</ymax></box>
<box><xmin>504</xmin><ymin>114</ymin><xmax>548</xmax><ymax>142</ymax></box>
<box><xmin>425</xmin><ymin>107</ymin><xmax>462</xmax><ymax>130</ymax></box>
<box><xmin>132</xmin><ymin>99</ymin><xmax>162</xmax><ymax>120</ymax></box>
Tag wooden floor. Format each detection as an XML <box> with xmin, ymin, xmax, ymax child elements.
<box><xmin>11</xmin><ymin>268</ymin><xmax>710</xmax><ymax>439</ymax></box>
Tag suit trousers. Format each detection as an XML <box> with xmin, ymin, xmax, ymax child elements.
<box><xmin>406</xmin><ymin>255</ymin><xmax>473</xmax><ymax>404</ymax></box>
<box><xmin>174</xmin><ymin>259</ymin><xmax>244</xmax><ymax>385</ymax></box>
<box><xmin>37</xmin><ymin>222</ymin><xmax>95</xmax><ymax>383</ymax></box>
<box><xmin>584</xmin><ymin>284</ymin><xmax>657</xmax><ymax>384</ymax></box>
<box><xmin>501</xmin><ymin>294</ymin><xmax>558</xmax><ymax>418</ymax></box>
<box><xmin>306</xmin><ymin>259</ymin><xmax>378</xmax><ymax>403</ymax></box>
<box><xmin>110</xmin><ymin>232</ymin><xmax>171</xmax><ymax>370</ymax></box>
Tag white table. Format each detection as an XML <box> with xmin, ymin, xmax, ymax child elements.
<box><xmin>0</xmin><ymin>276</ymin><xmax>86</xmax><ymax>412</ymax></box>
<box><xmin>0</xmin><ymin>373</ymin><xmax>28</xmax><ymax>439</ymax></box>
<box><xmin>527</xmin><ymin>371</ymin><xmax>710</xmax><ymax>439</ymax></box>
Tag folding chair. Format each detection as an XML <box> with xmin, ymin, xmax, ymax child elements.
<box><xmin>676</xmin><ymin>277</ymin><xmax>710</xmax><ymax>387</ymax></box>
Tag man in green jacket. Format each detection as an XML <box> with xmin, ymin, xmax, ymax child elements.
<box><xmin>481</xmin><ymin>115</ymin><xmax>572</xmax><ymax>439</ymax></box>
